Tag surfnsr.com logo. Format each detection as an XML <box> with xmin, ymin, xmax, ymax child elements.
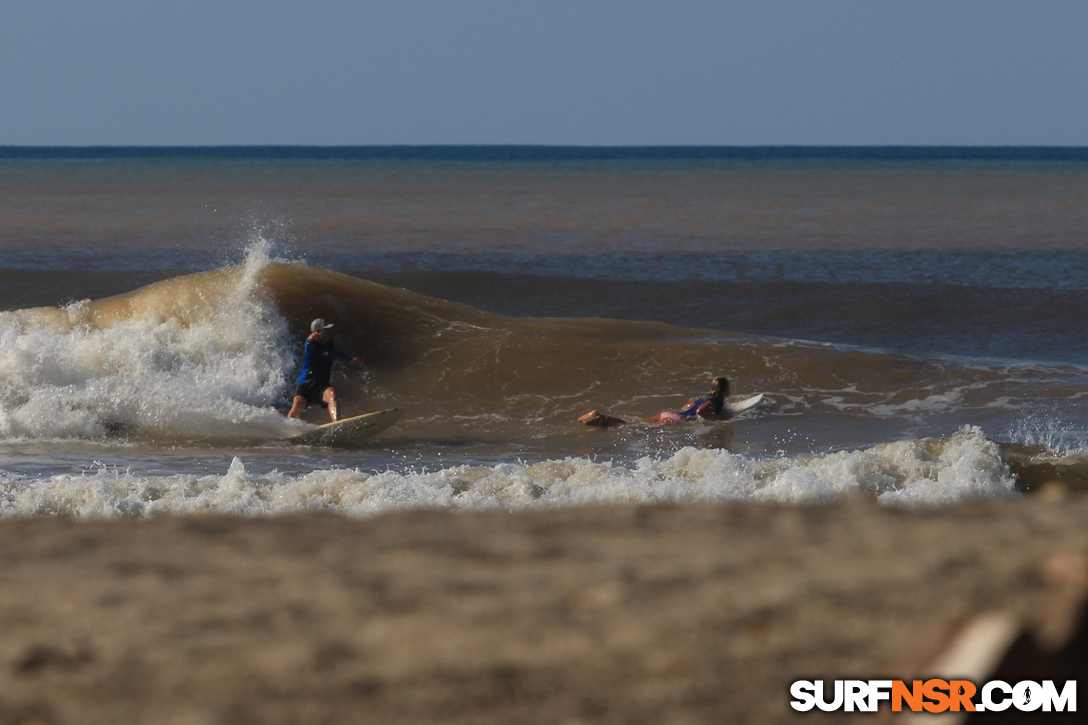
<box><xmin>790</xmin><ymin>679</ymin><xmax>1077</xmax><ymax>713</ymax></box>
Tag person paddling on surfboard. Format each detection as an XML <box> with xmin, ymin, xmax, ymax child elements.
<box><xmin>579</xmin><ymin>376</ymin><xmax>730</xmax><ymax>429</ymax></box>
<box><xmin>287</xmin><ymin>319</ymin><xmax>365</xmax><ymax>422</ymax></box>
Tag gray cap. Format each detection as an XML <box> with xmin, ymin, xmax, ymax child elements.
<box><xmin>310</xmin><ymin>318</ymin><xmax>334</xmax><ymax>332</ymax></box>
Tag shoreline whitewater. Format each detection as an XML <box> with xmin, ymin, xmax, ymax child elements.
<box><xmin>1</xmin><ymin>497</ymin><xmax>1086</xmax><ymax>724</ymax></box>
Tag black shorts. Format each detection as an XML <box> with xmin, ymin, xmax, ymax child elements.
<box><xmin>294</xmin><ymin>381</ymin><xmax>330</xmax><ymax>407</ymax></box>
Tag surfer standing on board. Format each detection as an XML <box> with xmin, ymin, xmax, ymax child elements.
<box><xmin>579</xmin><ymin>376</ymin><xmax>730</xmax><ymax>429</ymax></box>
<box><xmin>287</xmin><ymin>319</ymin><xmax>365</xmax><ymax>422</ymax></box>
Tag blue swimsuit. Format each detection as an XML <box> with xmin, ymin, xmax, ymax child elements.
<box><xmin>678</xmin><ymin>394</ymin><xmax>724</xmax><ymax>419</ymax></box>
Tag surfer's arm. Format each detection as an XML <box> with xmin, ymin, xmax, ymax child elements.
<box><xmin>695</xmin><ymin>401</ymin><xmax>718</xmax><ymax>419</ymax></box>
<box><xmin>332</xmin><ymin>345</ymin><xmax>364</xmax><ymax>366</ymax></box>
<box><xmin>296</xmin><ymin>340</ymin><xmax>316</xmax><ymax>384</ymax></box>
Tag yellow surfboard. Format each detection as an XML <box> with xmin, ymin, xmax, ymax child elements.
<box><xmin>289</xmin><ymin>408</ymin><xmax>403</xmax><ymax>446</ymax></box>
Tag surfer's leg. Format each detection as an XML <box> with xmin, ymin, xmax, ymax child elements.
<box><xmin>287</xmin><ymin>396</ymin><xmax>308</xmax><ymax>419</ymax></box>
<box><xmin>640</xmin><ymin>411</ymin><xmax>684</xmax><ymax>424</ymax></box>
<box><xmin>578</xmin><ymin>410</ymin><xmax>626</xmax><ymax>428</ymax></box>
<box><xmin>322</xmin><ymin>387</ymin><xmax>339</xmax><ymax>422</ymax></box>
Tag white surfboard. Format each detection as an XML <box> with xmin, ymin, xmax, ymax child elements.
<box><xmin>724</xmin><ymin>393</ymin><xmax>763</xmax><ymax>416</ymax></box>
<box><xmin>289</xmin><ymin>408</ymin><xmax>403</xmax><ymax>446</ymax></box>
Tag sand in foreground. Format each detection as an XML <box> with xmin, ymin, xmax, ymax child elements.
<box><xmin>2</xmin><ymin>498</ymin><xmax>1087</xmax><ymax>724</ymax></box>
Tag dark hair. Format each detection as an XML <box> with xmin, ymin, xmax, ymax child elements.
<box><xmin>711</xmin><ymin>376</ymin><xmax>730</xmax><ymax>397</ymax></box>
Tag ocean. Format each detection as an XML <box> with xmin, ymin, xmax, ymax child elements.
<box><xmin>2</xmin><ymin>146</ymin><xmax>1088</xmax><ymax>518</ymax></box>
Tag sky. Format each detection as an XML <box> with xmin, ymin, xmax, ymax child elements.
<box><xmin>1</xmin><ymin>1</ymin><xmax>1086</xmax><ymax>146</ymax></box>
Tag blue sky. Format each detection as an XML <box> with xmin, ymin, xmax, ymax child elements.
<box><xmin>2</xmin><ymin>1</ymin><xmax>1086</xmax><ymax>145</ymax></box>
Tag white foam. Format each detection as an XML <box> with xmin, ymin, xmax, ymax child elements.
<box><xmin>1007</xmin><ymin>410</ymin><xmax>1088</xmax><ymax>456</ymax></box>
<box><xmin>0</xmin><ymin>426</ymin><xmax>1018</xmax><ymax>519</ymax></box>
<box><xmin>868</xmin><ymin>390</ymin><xmax>963</xmax><ymax>416</ymax></box>
<box><xmin>0</xmin><ymin>241</ymin><xmax>300</xmax><ymax>442</ymax></box>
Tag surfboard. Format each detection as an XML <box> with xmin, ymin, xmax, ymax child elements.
<box><xmin>724</xmin><ymin>393</ymin><xmax>763</xmax><ymax>416</ymax></box>
<box><xmin>289</xmin><ymin>408</ymin><xmax>403</xmax><ymax>446</ymax></box>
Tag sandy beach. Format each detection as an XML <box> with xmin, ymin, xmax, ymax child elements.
<box><xmin>2</xmin><ymin>496</ymin><xmax>1086</xmax><ymax>724</ymax></box>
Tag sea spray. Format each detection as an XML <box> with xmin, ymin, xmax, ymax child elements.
<box><xmin>0</xmin><ymin>427</ymin><xmax>1017</xmax><ymax>519</ymax></box>
<box><xmin>0</xmin><ymin>243</ymin><xmax>298</xmax><ymax>441</ymax></box>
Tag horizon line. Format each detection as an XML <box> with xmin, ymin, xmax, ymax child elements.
<box><xmin>3</xmin><ymin>145</ymin><xmax>1087</xmax><ymax>161</ymax></box>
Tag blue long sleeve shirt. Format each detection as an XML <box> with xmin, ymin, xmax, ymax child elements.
<box><xmin>295</xmin><ymin>339</ymin><xmax>353</xmax><ymax>388</ymax></box>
